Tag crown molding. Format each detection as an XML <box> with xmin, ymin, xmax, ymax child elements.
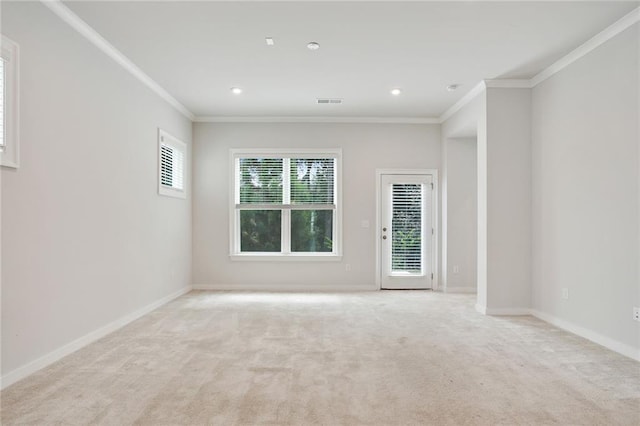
<box><xmin>530</xmin><ymin>6</ymin><xmax>640</xmax><ymax>87</ymax></box>
<box><xmin>40</xmin><ymin>0</ymin><xmax>194</xmax><ymax>121</ymax></box>
<box><xmin>41</xmin><ymin>1</ymin><xmax>638</xmax><ymax>125</ymax></box>
<box><xmin>439</xmin><ymin>7</ymin><xmax>639</xmax><ymax>124</ymax></box>
<box><xmin>438</xmin><ymin>81</ymin><xmax>486</xmax><ymax>123</ymax></box>
<box><xmin>194</xmin><ymin>116</ymin><xmax>440</xmax><ymax>124</ymax></box>
<box><xmin>483</xmin><ymin>79</ymin><xmax>533</xmax><ymax>89</ymax></box>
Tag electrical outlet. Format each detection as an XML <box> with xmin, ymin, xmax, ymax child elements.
<box><xmin>345</xmin><ymin>263</ymin><xmax>351</xmax><ymax>272</ymax></box>
<box><xmin>562</xmin><ymin>288</ymin><xmax>569</xmax><ymax>300</ymax></box>
<box><xmin>634</xmin><ymin>307</ymin><xmax>640</xmax><ymax>322</ymax></box>
<box><xmin>453</xmin><ymin>265</ymin><xmax>460</xmax><ymax>274</ymax></box>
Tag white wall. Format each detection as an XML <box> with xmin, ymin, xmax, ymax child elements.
<box><xmin>192</xmin><ymin>122</ymin><xmax>440</xmax><ymax>289</ymax></box>
<box><xmin>532</xmin><ymin>24</ymin><xmax>639</xmax><ymax>354</ymax></box>
<box><xmin>442</xmin><ymin>87</ymin><xmax>531</xmax><ymax>311</ymax></box>
<box><xmin>441</xmin><ymin>93</ymin><xmax>486</xmax><ymax>304</ymax></box>
<box><xmin>445</xmin><ymin>138</ymin><xmax>477</xmax><ymax>291</ymax></box>
<box><xmin>1</xmin><ymin>2</ymin><xmax>192</xmax><ymax>382</ymax></box>
<box><xmin>485</xmin><ymin>88</ymin><xmax>532</xmax><ymax>312</ymax></box>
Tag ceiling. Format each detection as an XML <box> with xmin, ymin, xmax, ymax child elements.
<box><xmin>63</xmin><ymin>1</ymin><xmax>639</xmax><ymax>119</ymax></box>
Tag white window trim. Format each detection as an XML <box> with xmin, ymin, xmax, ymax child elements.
<box><xmin>229</xmin><ymin>148</ymin><xmax>343</xmax><ymax>261</ymax></box>
<box><xmin>1</xmin><ymin>35</ymin><xmax>20</xmax><ymax>169</ymax></box>
<box><xmin>158</xmin><ymin>128</ymin><xmax>187</xmax><ymax>199</ymax></box>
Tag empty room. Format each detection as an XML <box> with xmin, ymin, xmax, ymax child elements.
<box><xmin>1</xmin><ymin>0</ymin><xmax>639</xmax><ymax>424</ymax></box>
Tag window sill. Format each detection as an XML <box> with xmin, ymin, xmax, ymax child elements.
<box><xmin>230</xmin><ymin>253</ymin><xmax>342</xmax><ymax>262</ymax></box>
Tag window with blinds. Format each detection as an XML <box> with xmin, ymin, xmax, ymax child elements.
<box><xmin>158</xmin><ymin>129</ymin><xmax>187</xmax><ymax>199</ymax></box>
<box><xmin>0</xmin><ymin>35</ymin><xmax>19</xmax><ymax>168</ymax></box>
<box><xmin>391</xmin><ymin>184</ymin><xmax>423</xmax><ymax>273</ymax></box>
<box><xmin>0</xmin><ymin>58</ymin><xmax>5</xmax><ymax>152</ymax></box>
<box><xmin>232</xmin><ymin>150</ymin><xmax>341</xmax><ymax>257</ymax></box>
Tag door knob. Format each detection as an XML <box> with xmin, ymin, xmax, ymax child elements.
<box><xmin>382</xmin><ymin>235</ymin><xmax>387</xmax><ymax>240</ymax></box>
<box><xmin>383</xmin><ymin>227</ymin><xmax>387</xmax><ymax>231</ymax></box>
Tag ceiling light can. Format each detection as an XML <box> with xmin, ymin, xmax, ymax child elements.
<box><xmin>446</xmin><ymin>84</ymin><xmax>459</xmax><ymax>92</ymax></box>
<box><xmin>231</xmin><ymin>87</ymin><xmax>243</xmax><ymax>95</ymax></box>
<box><xmin>307</xmin><ymin>42</ymin><xmax>320</xmax><ymax>51</ymax></box>
<box><xmin>390</xmin><ymin>88</ymin><xmax>402</xmax><ymax>96</ymax></box>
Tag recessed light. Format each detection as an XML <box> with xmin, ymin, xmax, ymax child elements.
<box><xmin>265</xmin><ymin>37</ymin><xmax>274</xmax><ymax>46</ymax></box>
<box><xmin>230</xmin><ymin>87</ymin><xmax>243</xmax><ymax>95</ymax></box>
<box><xmin>390</xmin><ymin>88</ymin><xmax>402</xmax><ymax>96</ymax></box>
<box><xmin>307</xmin><ymin>42</ymin><xmax>320</xmax><ymax>51</ymax></box>
<box><xmin>446</xmin><ymin>84</ymin><xmax>459</xmax><ymax>92</ymax></box>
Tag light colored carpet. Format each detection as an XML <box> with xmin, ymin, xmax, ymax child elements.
<box><xmin>1</xmin><ymin>291</ymin><xmax>639</xmax><ymax>425</ymax></box>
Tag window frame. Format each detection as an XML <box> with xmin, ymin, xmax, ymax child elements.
<box><xmin>0</xmin><ymin>35</ymin><xmax>20</xmax><ymax>169</ymax></box>
<box><xmin>229</xmin><ymin>148</ymin><xmax>342</xmax><ymax>261</ymax></box>
<box><xmin>158</xmin><ymin>128</ymin><xmax>187</xmax><ymax>199</ymax></box>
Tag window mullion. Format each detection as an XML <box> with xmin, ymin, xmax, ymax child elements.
<box><xmin>282</xmin><ymin>158</ymin><xmax>291</xmax><ymax>253</ymax></box>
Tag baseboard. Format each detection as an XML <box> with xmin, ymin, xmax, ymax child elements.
<box><xmin>530</xmin><ymin>309</ymin><xmax>640</xmax><ymax>362</ymax></box>
<box><xmin>475</xmin><ymin>303</ymin><xmax>487</xmax><ymax>315</ymax></box>
<box><xmin>485</xmin><ymin>307</ymin><xmax>532</xmax><ymax>316</ymax></box>
<box><xmin>192</xmin><ymin>283</ymin><xmax>378</xmax><ymax>292</ymax></box>
<box><xmin>445</xmin><ymin>286</ymin><xmax>476</xmax><ymax>294</ymax></box>
<box><xmin>0</xmin><ymin>285</ymin><xmax>192</xmax><ymax>390</ymax></box>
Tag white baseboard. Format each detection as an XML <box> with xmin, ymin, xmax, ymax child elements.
<box><xmin>445</xmin><ymin>286</ymin><xmax>476</xmax><ymax>294</ymax></box>
<box><xmin>192</xmin><ymin>283</ymin><xmax>378</xmax><ymax>292</ymax></box>
<box><xmin>530</xmin><ymin>309</ymin><xmax>640</xmax><ymax>362</ymax></box>
<box><xmin>0</xmin><ymin>285</ymin><xmax>192</xmax><ymax>390</ymax></box>
<box><xmin>485</xmin><ymin>307</ymin><xmax>532</xmax><ymax>316</ymax></box>
<box><xmin>475</xmin><ymin>305</ymin><xmax>639</xmax><ymax>360</ymax></box>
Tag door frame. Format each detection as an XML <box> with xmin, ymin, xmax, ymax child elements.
<box><xmin>375</xmin><ymin>169</ymin><xmax>439</xmax><ymax>290</ymax></box>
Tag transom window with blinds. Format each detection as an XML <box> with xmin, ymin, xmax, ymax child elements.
<box><xmin>1</xmin><ymin>34</ymin><xmax>19</xmax><ymax>169</ymax></box>
<box><xmin>230</xmin><ymin>149</ymin><xmax>342</xmax><ymax>259</ymax></box>
<box><xmin>158</xmin><ymin>129</ymin><xmax>187</xmax><ymax>199</ymax></box>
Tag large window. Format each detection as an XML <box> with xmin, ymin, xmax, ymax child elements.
<box><xmin>0</xmin><ymin>35</ymin><xmax>19</xmax><ymax>169</ymax></box>
<box><xmin>231</xmin><ymin>149</ymin><xmax>341</xmax><ymax>259</ymax></box>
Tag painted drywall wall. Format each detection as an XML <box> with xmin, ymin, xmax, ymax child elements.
<box><xmin>192</xmin><ymin>122</ymin><xmax>441</xmax><ymax>289</ymax></box>
<box><xmin>1</xmin><ymin>2</ymin><xmax>192</xmax><ymax>380</ymax></box>
<box><xmin>441</xmin><ymin>93</ymin><xmax>486</xmax><ymax>304</ymax></box>
<box><xmin>445</xmin><ymin>138</ymin><xmax>477</xmax><ymax>292</ymax></box>
<box><xmin>532</xmin><ymin>24</ymin><xmax>639</xmax><ymax>353</ymax></box>
<box><xmin>485</xmin><ymin>88</ymin><xmax>532</xmax><ymax>312</ymax></box>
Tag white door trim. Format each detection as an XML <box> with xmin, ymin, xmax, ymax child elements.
<box><xmin>375</xmin><ymin>169</ymin><xmax>439</xmax><ymax>290</ymax></box>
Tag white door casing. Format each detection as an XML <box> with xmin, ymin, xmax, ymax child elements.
<box><xmin>377</xmin><ymin>170</ymin><xmax>437</xmax><ymax>290</ymax></box>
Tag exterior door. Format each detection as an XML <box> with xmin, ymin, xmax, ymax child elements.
<box><xmin>380</xmin><ymin>174</ymin><xmax>433</xmax><ymax>289</ymax></box>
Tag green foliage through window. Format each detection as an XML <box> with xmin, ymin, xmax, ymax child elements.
<box><xmin>291</xmin><ymin>210</ymin><xmax>333</xmax><ymax>252</ymax></box>
<box><xmin>240</xmin><ymin>210</ymin><xmax>282</xmax><ymax>252</ymax></box>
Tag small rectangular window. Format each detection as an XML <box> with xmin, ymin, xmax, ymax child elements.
<box><xmin>0</xmin><ymin>35</ymin><xmax>19</xmax><ymax>169</ymax></box>
<box><xmin>158</xmin><ymin>129</ymin><xmax>187</xmax><ymax>199</ymax></box>
<box><xmin>231</xmin><ymin>149</ymin><xmax>342</xmax><ymax>259</ymax></box>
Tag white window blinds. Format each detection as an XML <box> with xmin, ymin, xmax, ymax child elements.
<box><xmin>158</xmin><ymin>129</ymin><xmax>187</xmax><ymax>199</ymax></box>
<box><xmin>290</xmin><ymin>158</ymin><xmax>335</xmax><ymax>208</ymax></box>
<box><xmin>0</xmin><ymin>34</ymin><xmax>18</xmax><ymax>168</ymax></box>
<box><xmin>239</xmin><ymin>158</ymin><xmax>283</xmax><ymax>205</ymax></box>
<box><xmin>237</xmin><ymin>157</ymin><xmax>336</xmax><ymax>209</ymax></box>
<box><xmin>0</xmin><ymin>59</ymin><xmax>5</xmax><ymax>151</ymax></box>
<box><xmin>160</xmin><ymin>143</ymin><xmax>184</xmax><ymax>191</ymax></box>
<box><xmin>391</xmin><ymin>183</ymin><xmax>423</xmax><ymax>273</ymax></box>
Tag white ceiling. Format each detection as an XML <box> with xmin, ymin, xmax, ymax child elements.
<box><xmin>63</xmin><ymin>1</ymin><xmax>638</xmax><ymax>119</ymax></box>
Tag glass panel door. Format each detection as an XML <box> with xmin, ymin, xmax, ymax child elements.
<box><xmin>381</xmin><ymin>174</ymin><xmax>433</xmax><ymax>289</ymax></box>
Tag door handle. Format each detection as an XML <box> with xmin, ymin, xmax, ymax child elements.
<box><xmin>383</xmin><ymin>227</ymin><xmax>387</xmax><ymax>231</ymax></box>
<box><xmin>382</xmin><ymin>235</ymin><xmax>387</xmax><ymax>240</ymax></box>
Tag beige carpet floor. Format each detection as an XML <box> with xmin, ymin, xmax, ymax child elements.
<box><xmin>1</xmin><ymin>291</ymin><xmax>639</xmax><ymax>425</ymax></box>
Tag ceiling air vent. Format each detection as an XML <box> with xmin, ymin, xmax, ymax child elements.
<box><xmin>317</xmin><ymin>98</ymin><xmax>343</xmax><ymax>104</ymax></box>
